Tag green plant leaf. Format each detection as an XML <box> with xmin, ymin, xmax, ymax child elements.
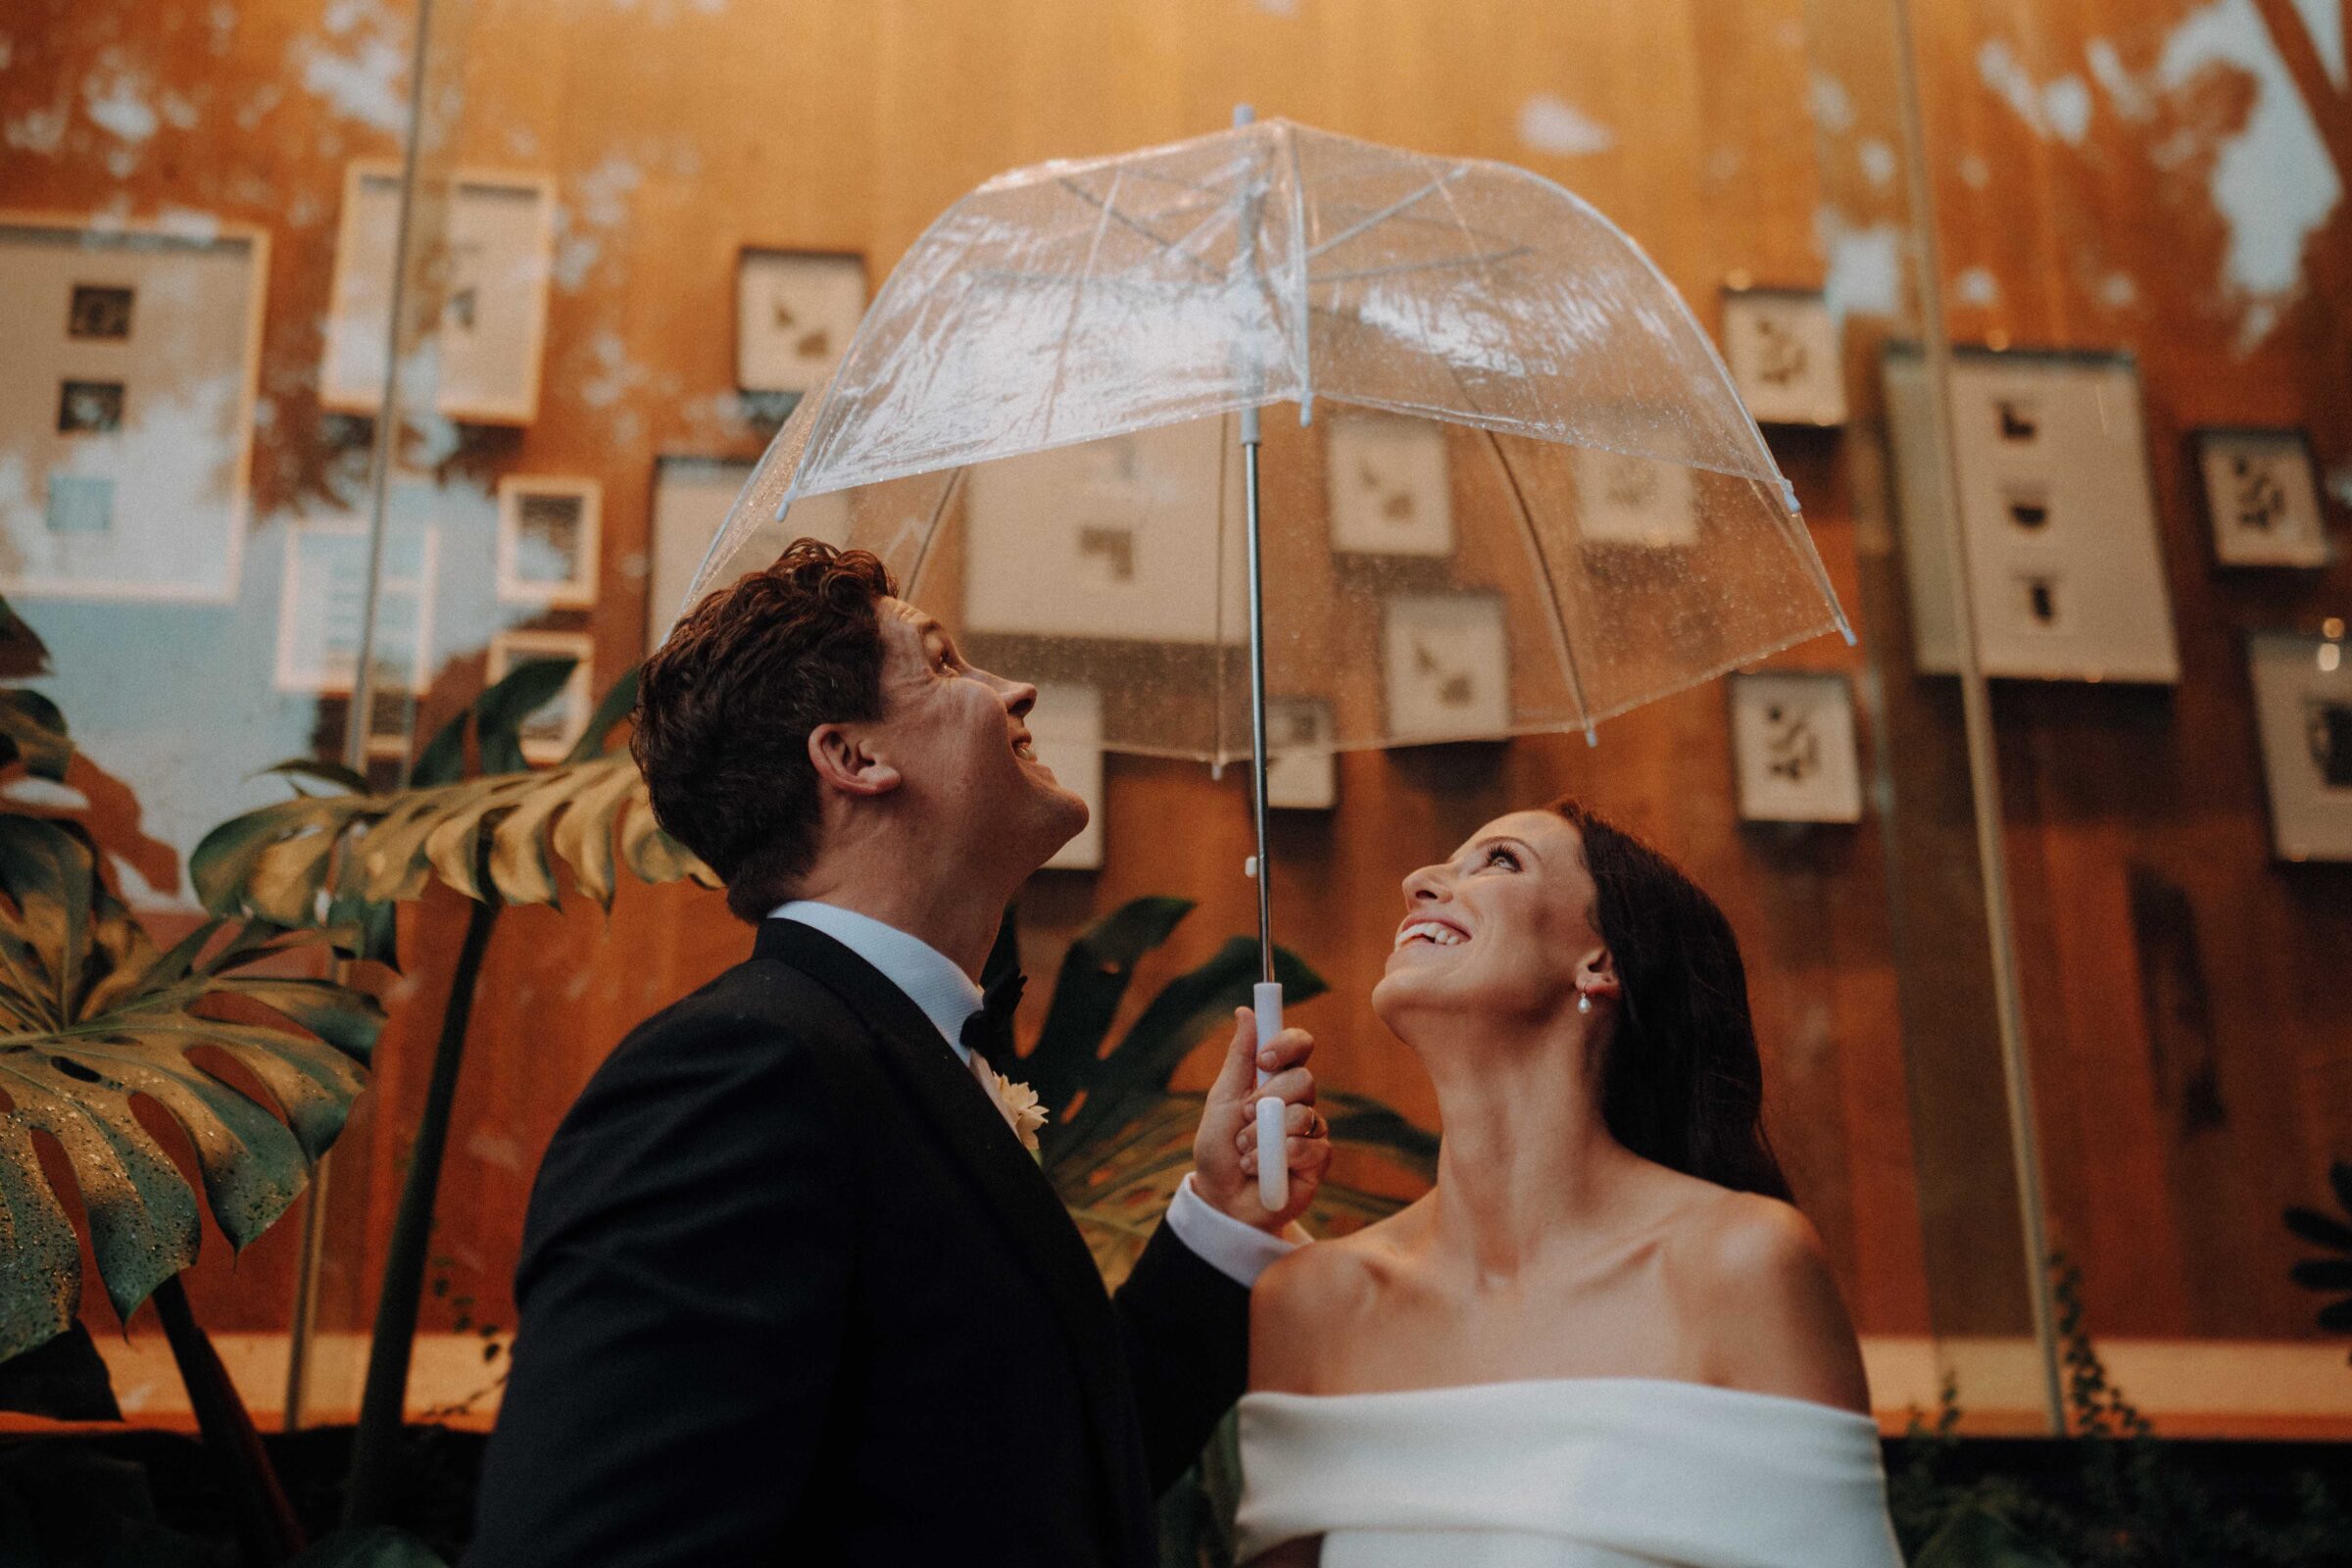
<box><xmin>1912</xmin><ymin>1504</ymin><xmax>2071</xmax><ymax>1568</ymax></box>
<box><xmin>0</xmin><ymin>820</ymin><xmax>374</xmax><ymax>1363</ymax></box>
<box><xmin>1028</xmin><ymin>897</ymin><xmax>1193</xmax><ymax>1116</ymax></box>
<box><xmin>2285</xmin><ymin>1205</ymin><xmax>2352</xmax><ymax>1254</ymax></box>
<box><xmin>0</xmin><ymin>688</ymin><xmax>72</xmax><ymax>782</ymax></box>
<box><xmin>0</xmin><ymin>1319</ymin><xmax>119</xmax><ymax>1420</ymax></box>
<box><xmin>563</xmin><ymin>666</ymin><xmax>640</xmax><ymax>764</ymax></box>
<box><xmin>1049</xmin><ymin>936</ymin><xmax>1325</xmax><ymax>1159</ymax></box>
<box><xmin>257</xmin><ymin>759</ymin><xmax>370</xmax><ymax>795</ymax></box>
<box><xmin>1321</xmin><ymin>1092</ymin><xmax>1441</xmax><ymax>1176</ymax></box>
<box><xmin>286</xmin><ymin>1526</ymin><xmax>450</xmax><ymax>1567</ymax></box>
<box><xmin>473</xmin><ymin>657</ymin><xmax>580</xmax><ymax>777</ymax></box>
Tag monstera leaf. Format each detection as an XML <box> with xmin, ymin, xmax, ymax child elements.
<box><xmin>998</xmin><ymin>898</ymin><xmax>1440</xmax><ymax>1284</ymax></box>
<box><xmin>188</xmin><ymin>662</ymin><xmax>715</xmax><ymax>953</ymax></box>
<box><xmin>0</xmin><ymin>815</ymin><xmax>381</xmax><ymax>1362</ymax></box>
<box><xmin>2285</xmin><ymin>1160</ymin><xmax>2352</xmax><ymax>1340</ymax></box>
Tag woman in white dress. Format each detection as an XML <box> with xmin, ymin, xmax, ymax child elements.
<box><xmin>1236</xmin><ymin>800</ymin><xmax>1904</xmax><ymax>1568</ymax></box>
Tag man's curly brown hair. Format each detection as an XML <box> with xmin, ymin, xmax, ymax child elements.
<box><xmin>632</xmin><ymin>539</ymin><xmax>899</xmax><ymax>922</ymax></box>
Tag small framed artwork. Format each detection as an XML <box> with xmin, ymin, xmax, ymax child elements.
<box><xmin>2246</xmin><ymin>627</ymin><xmax>2352</xmax><ymax>862</ymax></box>
<box><xmin>2194</xmin><ymin>427</ymin><xmax>2329</xmax><ymax>568</ymax></box>
<box><xmin>1263</xmin><ymin>698</ymin><xmax>1337</xmax><ymax>810</ymax></box>
<box><xmin>1573</xmin><ymin>447</ymin><xmax>1698</xmax><ymax>549</ymax></box>
<box><xmin>1030</xmin><ymin>681</ymin><xmax>1104</xmax><ymax>870</ymax></box>
<box><xmin>1727</xmin><ymin>670</ymin><xmax>1864</xmax><ymax>823</ymax></box>
<box><xmin>1</xmin><ymin>213</ymin><xmax>268</xmax><ymax>602</ymax></box>
<box><xmin>273</xmin><ymin>519</ymin><xmax>440</xmax><ymax>696</ymax></box>
<box><xmin>1325</xmin><ymin>413</ymin><xmax>1454</xmax><ymax>556</ymax></box>
<box><xmin>496</xmin><ymin>476</ymin><xmax>602</xmax><ymax>609</ymax></box>
<box><xmin>1883</xmin><ymin>345</ymin><xmax>2179</xmax><ymax>683</ymax></box>
<box><xmin>1383</xmin><ymin>593</ymin><xmax>1511</xmax><ymax>743</ymax></box>
<box><xmin>1721</xmin><ymin>285</ymin><xmax>1846</xmax><ymax>427</ymax></box>
<box><xmin>648</xmin><ymin>456</ymin><xmax>852</xmax><ymax>654</ymax></box>
<box><xmin>736</xmin><ymin>249</ymin><xmax>866</xmax><ymax>397</ymax></box>
<box><xmin>963</xmin><ymin>419</ymin><xmax>1248</xmax><ymax>645</ymax></box>
<box><xmin>321</xmin><ymin>162</ymin><xmax>557</xmax><ymax>424</ymax></box>
<box><xmin>486</xmin><ymin>629</ymin><xmax>595</xmax><ymax>765</ymax></box>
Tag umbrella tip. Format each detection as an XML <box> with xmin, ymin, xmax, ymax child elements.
<box><xmin>1233</xmin><ymin>103</ymin><xmax>1255</xmax><ymax>127</ymax></box>
<box><xmin>1583</xmin><ymin>725</ymin><xmax>1599</xmax><ymax>749</ymax></box>
<box><xmin>1839</xmin><ymin>620</ymin><xmax>1859</xmax><ymax>648</ymax></box>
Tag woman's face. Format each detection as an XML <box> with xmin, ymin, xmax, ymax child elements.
<box><xmin>1372</xmin><ymin>809</ymin><xmax>1609</xmax><ymax>1031</ymax></box>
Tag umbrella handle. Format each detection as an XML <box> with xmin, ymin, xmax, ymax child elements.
<box><xmin>1253</xmin><ymin>981</ymin><xmax>1290</xmax><ymax>1212</ymax></box>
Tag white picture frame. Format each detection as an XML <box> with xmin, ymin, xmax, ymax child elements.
<box><xmin>2195</xmin><ymin>427</ymin><xmax>2329</xmax><ymax>568</ymax></box>
<box><xmin>1263</xmin><ymin>697</ymin><xmax>1337</xmax><ymax>810</ymax></box>
<box><xmin>486</xmin><ymin>629</ymin><xmax>595</xmax><ymax>765</ymax></box>
<box><xmin>273</xmin><ymin>519</ymin><xmax>440</xmax><ymax>696</ymax></box>
<box><xmin>496</xmin><ymin>475</ymin><xmax>602</xmax><ymax>609</ymax></box>
<box><xmin>1573</xmin><ymin>446</ymin><xmax>1698</xmax><ymax>549</ymax></box>
<box><xmin>0</xmin><ymin>212</ymin><xmax>268</xmax><ymax>602</ymax></box>
<box><xmin>1030</xmin><ymin>681</ymin><xmax>1104</xmax><ymax>870</ymax></box>
<box><xmin>647</xmin><ymin>456</ymin><xmax>853</xmax><ymax>655</ymax></box>
<box><xmin>1325</xmin><ymin>412</ymin><xmax>1454</xmax><ymax>556</ymax></box>
<box><xmin>1884</xmin><ymin>345</ymin><xmax>2180</xmax><ymax>683</ymax></box>
<box><xmin>1383</xmin><ymin>593</ymin><xmax>1510</xmax><ymax>743</ymax></box>
<box><xmin>736</xmin><ymin>249</ymin><xmax>866</xmax><ymax>396</ymax></box>
<box><xmin>321</xmin><ymin>162</ymin><xmax>556</xmax><ymax>425</ymax></box>
<box><xmin>1721</xmin><ymin>285</ymin><xmax>1846</xmax><ymax>427</ymax></box>
<box><xmin>1728</xmin><ymin>670</ymin><xmax>1864</xmax><ymax>824</ymax></box>
<box><xmin>2246</xmin><ymin>628</ymin><xmax>2352</xmax><ymax>862</ymax></box>
<box><xmin>963</xmin><ymin>420</ymin><xmax>1248</xmax><ymax>644</ymax></box>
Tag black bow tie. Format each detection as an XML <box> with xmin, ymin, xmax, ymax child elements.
<box><xmin>959</xmin><ymin>968</ymin><xmax>1026</xmax><ymax>1069</ymax></box>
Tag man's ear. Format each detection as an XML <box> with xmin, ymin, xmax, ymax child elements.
<box><xmin>808</xmin><ymin>722</ymin><xmax>901</xmax><ymax>798</ymax></box>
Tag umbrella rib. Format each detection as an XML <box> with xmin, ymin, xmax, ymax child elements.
<box><xmin>1053</xmin><ymin>175</ymin><xmax>1225</xmax><ymax>282</ymax></box>
<box><xmin>1307</xmin><ymin>246</ymin><xmax>1536</xmax><ymax>288</ymax></box>
<box><xmin>1302</xmin><ymin>165</ymin><xmax>1467</xmax><ymax>261</ymax></box>
<box><xmin>1036</xmin><ymin>166</ymin><xmax>1130</xmax><ymax>442</ymax></box>
<box><xmin>1483</xmin><ymin>425</ymin><xmax>1596</xmax><ymax>738</ymax></box>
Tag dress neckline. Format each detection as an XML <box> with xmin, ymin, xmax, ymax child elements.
<box><xmin>1241</xmin><ymin>1374</ymin><xmax>1877</xmax><ymax>1426</ymax></box>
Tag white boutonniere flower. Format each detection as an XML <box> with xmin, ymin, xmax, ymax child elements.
<box><xmin>991</xmin><ymin>1072</ymin><xmax>1050</xmax><ymax>1155</ymax></box>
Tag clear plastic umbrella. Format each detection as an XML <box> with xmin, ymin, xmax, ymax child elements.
<box><xmin>686</xmin><ymin>113</ymin><xmax>1851</xmax><ymax>1205</ymax></box>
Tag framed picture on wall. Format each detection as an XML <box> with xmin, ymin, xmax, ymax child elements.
<box><xmin>736</xmin><ymin>249</ymin><xmax>866</xmax><ymax>396</ymax></box>
<box><xmin>2246</xmin><ymin>626</ymin><xmax>2352</xmax><ymax>862</ymax></box>
<box><xmin>0</xmin><ymin>213</ymin><xmax>268</xmax><ymax>602</ymax></box>
<box><xmin>1325</xmin><ymin>412</ymin><xmax>1454</xmax><ymax>556</ymax></box>
<box><xmin>321</xmin><ymin>162</ymin><xmax>557</xmax><ymax>424</ymax></box>
<box><xmin>1727</xmin><ymin>669</ymin><xmax>1864</xmax><ymax>823</ymax></box>
<box><xmin>963</xmin><ymin>420</ymin><xmax>1247</xmax><ymax>644</ymax></box>
<box><xmin>647</xmin><ymin>456</ymin><xmax>851</xmax><ymax>655</ymax></box>
<box><xmin>1263</xmin><ymin>697</ymin><xmax>1337</xmax><ymax>810</ymax></box>
<box><xmin>487</xmin><ymin>629</ymin><xmax>595</xmax><ymax>765</ymax></box>
<box><xmin>1383</xmin><ymin>593</ymin><xmax>1510</xmax><ymax>743</ymax></box>
<box><xmin>2194</xmin><ymin>427</ymin><xmax>2329</xmax><ymax>568</ymax></box>
<box><xmin>1720</xmin><ymin>284</ymin><xmax>1846</xmax><ymax>427</ymax></box>
<box><xmin>1031</xmin><ymin>681</ymin><xmax>1104</xmax><ymax>870</ymax></box>
<box><xmin>496</xmin><ymin>475</ymin><xmax>602</xmax><ymax>608</ymax></box>
<box><xmin>273</xmin><ymin>519</ymin><xmax>440</xmax><ymax>695</ymax></box>
<box><xmin>1573</xmin><ymin>445</ymin><xmax>1698</xmax><ymax>549</ymax></box>
<box><xmin>1883</xmin><ymin>344</ymin><xmax>2180</xmax><ymax>684</ymax></box>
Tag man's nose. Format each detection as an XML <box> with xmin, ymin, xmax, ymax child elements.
<box><xmin>1001</xmin><ymin>677</ymin><xmax>1038</xmax><ymax>719</ymax></box>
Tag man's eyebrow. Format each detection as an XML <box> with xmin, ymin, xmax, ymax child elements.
<box><xmin>914</xmin><ymin>616</ymin><xmax>947</xmax><ymax>640</ymax></box>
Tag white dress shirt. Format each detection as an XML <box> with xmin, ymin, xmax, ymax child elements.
<box><xmin>771</xmin><ymin>900</ymin><xmax>1298</xmax><ymax>1289</ymax></box>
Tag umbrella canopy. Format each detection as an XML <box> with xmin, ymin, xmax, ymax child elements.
<box><xmin>687</xmin><ymin>116</ymin><xmax>1849</xmax><ymax>763</ymax></box>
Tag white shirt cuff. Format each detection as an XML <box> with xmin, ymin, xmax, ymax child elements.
<box><xmin>1164</xmin><ymin>1171</ymin><xmax>1305</xmax><ymax>1289</ymax></box>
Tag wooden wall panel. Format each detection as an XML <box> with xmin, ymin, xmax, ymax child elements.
<box><xmin>12</xmin><ymin>0</ymin><xmax>2342</xmax><ymax>1375</ymax></box>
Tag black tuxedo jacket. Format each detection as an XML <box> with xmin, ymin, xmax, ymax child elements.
<box><xmin>465</xmin><ymin>919</ymin><xmax>1250</xmax><ymax>1567</ymax></box>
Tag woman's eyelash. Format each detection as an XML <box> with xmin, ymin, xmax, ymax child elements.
<box><xmin>1484</xmin><ymin>847</ymin><xmax>1519</xmax><ymax>869</ymax></box>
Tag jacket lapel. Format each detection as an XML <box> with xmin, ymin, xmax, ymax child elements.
<box><xmin>751</xmin><ymin>920</ymin><xmax>1140</xmax><ymax>1526</ymax></box>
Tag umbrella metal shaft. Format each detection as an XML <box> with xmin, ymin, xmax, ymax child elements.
<box><xmin>1242</xmin><ymin>421</ymin><xmax>1274</xmax><ymax>985</ymax></box>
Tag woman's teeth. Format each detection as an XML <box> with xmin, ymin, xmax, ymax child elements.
<box><xmin>1396</xmin><ymin>921</ymin><xmax>1465</xmax><ymax>949</ymax></box>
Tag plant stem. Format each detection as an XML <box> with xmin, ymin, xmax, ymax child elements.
<box><xmin>152</xmin><ymin>1274</ymin><xmax>306</xmax><ymax>1563</ymax></box>
<box><xmin>343</xmin><ymin>889</ymin><xmax>501</xmax><ymax>1528</ymax></box>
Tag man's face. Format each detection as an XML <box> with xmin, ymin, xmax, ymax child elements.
<box><xmin>867</xmin><ymin>598</ymin><xmax>1089</xmax><ymax>867</ymax></box>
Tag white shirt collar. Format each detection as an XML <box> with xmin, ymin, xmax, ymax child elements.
<box><xmin>769</xmin><ymin>900</ymin><xmax>983</xmax><ymax>1064</ymax></box>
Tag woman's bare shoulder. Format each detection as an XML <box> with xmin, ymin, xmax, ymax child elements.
<box><xmin>1249</xmin><ymin>1206</ymin><xmax>1423</xmax><ymax>1393</ymax></box>
<box><xmin>1674</xmin><ymin>1189</ymin><xmax>1873</xmax><ymax>1414</ymax></box>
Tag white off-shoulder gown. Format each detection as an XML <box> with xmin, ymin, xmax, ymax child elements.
<box><xmin>1234</xmin><ymin>1378</ymin><xmax>1905</xmax><ymax>1568</ymax></box>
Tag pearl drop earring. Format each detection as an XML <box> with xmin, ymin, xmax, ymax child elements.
<box><xmin>1577</xmin><ymin>994</ymin><xmax>1592</xmax><ymax>1014</ymax></box>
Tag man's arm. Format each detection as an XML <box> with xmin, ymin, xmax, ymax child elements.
<box><xmin>464</xmin><ymin>1014</ymin><xmax>853</xmax><ymax>1567</ymax></box>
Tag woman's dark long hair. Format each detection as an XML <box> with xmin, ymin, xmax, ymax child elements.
<box><xmin>1550</xmin><ymin>799</ymin><xmax>1792</xmax><ymax>1201</ymax></box>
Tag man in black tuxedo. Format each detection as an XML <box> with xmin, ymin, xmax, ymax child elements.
<box><xmin>466</xmin><ymin>540</ymin><xmax>1330</xmax><ymax>1567</ymax></box>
